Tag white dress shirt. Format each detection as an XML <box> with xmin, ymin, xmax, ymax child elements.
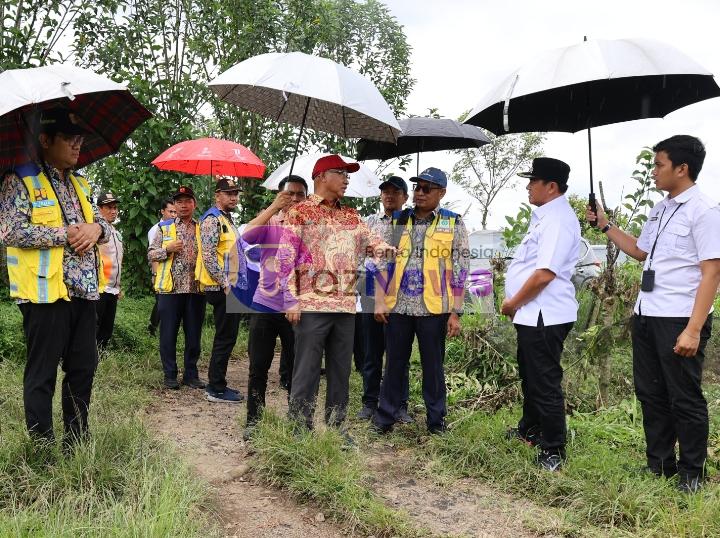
<box><xmin>505</xmin><ymin>195</ymin><xmax>581</xmax><ymax>327</ymax></box>
<box><xmin>635</xmin><ymin>185</ymin><xmax>720</xmax><ymax>317</ymax></box>
<box><xmin>147</xmin><ymin>222</ymin><xmax>161</xmax><ymax>245</ymax></box>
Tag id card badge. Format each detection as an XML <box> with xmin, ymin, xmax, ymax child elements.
<box><xmin>641</xmin><ymin>269</ymin><xmax>655</xmax><ymax>292</ymax></box>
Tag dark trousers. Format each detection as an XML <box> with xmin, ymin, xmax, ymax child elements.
<box><xmin>360</xmin><ymin>313</ymin><xmax>409</xmax><ymax>409</ymax></box>
<box><xmin>157</xmin><ymin>293</ymin><xmax>205</xmax><ymax>380</ymax></box>
<box><xmin>19</xmin><ymin>299</ymin><xmax>98</xmax><ymax>441</ymax></box>
<box><xmin>206</xmin><ymin>291</ymin><xmax>241</xmax><ymax>392</ymax></box>
<box><xmin>633</xmin><ymin>314</ymin><xmax>712</xmax><ymax>478</ymax></box>
<box><xmin>96</xmin><ymin>292</ymin><xmax>118</xmax><ymax>349</ymax></box>
<box><xmin>289</xmin><ymin>313</ymin><xmax>355</xmax><ymax>429</ymax></box>
<box><xmin>515</xmin><ymin>312</ymin><xmax>573</xmax><ymax>453</ymax></box>
<box><xmin>375</xmin><ymin>313</ymin><xmax>448</xmax><ymax>430</ymax></box>
<box><xmin>246</xmin><ymin>312</ymin><xmax>295</xmax><ymax>425</ymax></box>
<box><xmin>353</xmin><ymin>313</ymin><xmax>365</xmax><ymax>372</ymax></box>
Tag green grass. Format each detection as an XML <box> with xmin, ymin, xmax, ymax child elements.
<box><xmin>249</xmin><ymin>411</ymin><xmax>425</xmax><ymax>537</ymax></box>
<box><xmin>0</xmin><ymin>298</ymin><xmax>218</xmax><ymax>537</ymax></box>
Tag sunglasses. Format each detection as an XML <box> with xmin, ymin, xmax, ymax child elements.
<box><xmin>326</xmin><ymin>169</ymin><xmax>350</xmax><ymax>178</ymax></box>
<box><xmin>413</xmin><ymin>183</ymin><xmax>443</xmax><ymax>194</ymax></box>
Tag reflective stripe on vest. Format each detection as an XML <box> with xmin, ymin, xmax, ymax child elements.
<box><xmin>6</xmin><ymin>163</ymin><xmax>101</xmax><ymax>303</ymax></box>
<box><xmin>384</xmin><ymin>209</ymin><xmax>457</xmax><ymax>314</ymax></box>
<box><xmin>153</xmin><ymin>220</ymin><xmax>177</xmax><ymax>293</ymax></box>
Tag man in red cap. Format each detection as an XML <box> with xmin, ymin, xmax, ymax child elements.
<box><xmin>278</xmin><ymin>155</ymin><xmax>392</xmax><ymax>441</ymax></box>
<box><xmin>147</xmin><ymin>185</ymin><xmax>206</xmax><ymax>390</ymax></box>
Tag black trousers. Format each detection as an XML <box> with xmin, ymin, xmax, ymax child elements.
<box><xmin>206</xmin><ymin>290</ymin><xmax>241</xmax><ymax>392</ymax></box>
<box><xmin>374</xmin><ymin>314</ymin><xmax>448</xmax><ymax>430</ymax></box>
<box><xmin>246</xmin><ymin>312</ymin><xmax>295</xmax><ymax>425</ymax></box>
<box><xmin>149</xmin><ymin>293</ymin><xmax>160</xmax><ymax>333</ymax></box>
<box><xmin>19</xmin><ymin>298</ymin><xmax>98</xmax><ymax>441</ymax></box>
<box><xmin>157</xmin><ymin>293</ymin><xmax>206</xmax><ymax>380</ymax></box>
<box><xmin>633</xmin><ymin>314</ymin><xmax>712</xmax><ymax>478</ymax></box>
<box><xmin>359</xmin><ymin>312</ymin><xmax>409</xmax><ymax>409</ymax></box>
<box><xmin>96</xmin><ymin>292</ymin><xmax>118</xmax><ymax>349</ymax></box>
<box><xmin>515</xmin><ymin>312</ymin><xmax>573</xmax><ymax>453</ymax></box>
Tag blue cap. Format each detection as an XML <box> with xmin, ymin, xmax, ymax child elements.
<box><xmin>410</xmin><ymin>167</ymin><xmax>447</xmax><ymax>188</ymax></box>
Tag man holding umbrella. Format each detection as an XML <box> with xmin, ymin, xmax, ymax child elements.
<box><xmin>196</xmin><ymin>177</ymin><xmax>247</xmax><ymax>403</ymax></box>
<box><xmin>148</xmin><ymin>186</ymin><xmax>206</xmax><ymax>390</ymax></box>
<box><xmin>588</xmin><ymin>136</ymin><xmax>720</xmax><ymax>493</ymax></box>
<box><xmin>0</xmin><ymin>108</ymin><xmax>111</xmax><ymax>445</ymax></box>
<box><xmin>280</xmin><ymin>155</ymin><xmax>392</xmax><ymax>438</ymax></box>
<box><xmin>500</xmin><ymin>158</ymin><xmax>579</xmax><ymax>472</ymax></box>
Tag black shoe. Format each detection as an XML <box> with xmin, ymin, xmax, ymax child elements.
<box><xmin>181</xmin><ymin>377</ymin><xmax>206</xmax><ymax>389</ymax></box>
<box><xmin>395</xmin><ymin>407</ymin><xmax>414</xmax><ymax>424</ymax></box>
<box><xmin>370</xmin><ymin>421</ymin><xmax>392</xmax><ymax>435</ymax></box>
<box><xmin>340</xmin><ymin>431</ymin><xmax>356</xmax><ymax>450</ymax></box>
<box><xmin>677</xmin><ymin>473</ymin><xmax>703</xmax><ymax>494</ymax></box>
<box><xmin>357</xmin><ymin>405</ymin><xmax>375</xmax><ymax>420</ymax></box>
<box><xmin>506</xmin><ymin>427</ymin><xmax>541</xmax><ymax>447</ymax></box>
<box><xmin>428</xmin><ymin>423</ymin><xmax>447</xmax><ymax>435</ymax></box>
<box><xmin>163</xmin><ymin>377</ymin><xmax>180</xmax><ymax>390</ymax></box>
<box><xmin>537</xmin><ymin>449</ymin><xmax>564</xmax><ymax>472</ymax></box>
<box><xmin>148</xmin><ymin>324</ymin><xmax>157</xmax><ymax>337</ymax></box>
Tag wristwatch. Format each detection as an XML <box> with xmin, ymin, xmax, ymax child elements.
<box><xmin>601</xmin><ymin>222</ymin><xmax>613</xmax><ymax>234</ymax></box>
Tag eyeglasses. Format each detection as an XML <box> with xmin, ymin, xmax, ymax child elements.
<box><xmin>326</xmin><ymin>169</ymin><xmax>350</xmax><ymax>178</ymax></box>
<box><xmin>413</xmin><ymin>183</ymin><xmax>443</xmax><ymax>194</ymax></box>
<box><xmin>58</xmin><ymin>134</ymin><xmax>84</xmax><ymax>147</ymax></box>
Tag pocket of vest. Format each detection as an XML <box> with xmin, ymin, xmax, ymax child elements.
<box><xmin>31</xmin><ymin>206</ymin><xmax>59</xmax><ymax>224</ymax></box>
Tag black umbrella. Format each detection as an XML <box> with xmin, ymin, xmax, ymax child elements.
<box><xmin>356</xmin><ymin>117</ymin><xmax>490</xmax><ymax>175</ymax></box>
<box><xmin>463</xmin><ymin>37</ymin><xmax>720</xmax><ymax>222</ymax></box>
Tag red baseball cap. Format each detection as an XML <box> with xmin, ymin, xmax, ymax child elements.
<box><xmin>312</xmin><ymin>155</ymin><xmax>360</xmax><ymax>179</ymax></box>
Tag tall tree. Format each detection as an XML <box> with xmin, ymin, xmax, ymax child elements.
<box><xmin>452</xmin><ymin>129</ymin><xmax>544</xmax><ymax>229</ymax></box>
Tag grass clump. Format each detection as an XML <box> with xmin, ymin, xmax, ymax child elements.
<box><xmin>250</xmin><ymin>410</ymin><xmax>424</xmax><ymax>537</ymax></box>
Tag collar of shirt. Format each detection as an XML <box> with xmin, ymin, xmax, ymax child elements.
<box><xmin>662</xmin><ymin>184</ymin><xmax>699</xmax><ymax>208</ymax></box>
<box><xmin>531</xmin><ymin>195</ymin><xmax>568</xmax><ymax>222</ymax></box>
<box><xmin>174</xmin><ymin>216</ymin><xmax>197</xmax><ymax>226</ymax></box>
<box><xmin>410</xmin><ymin>206</ymin><xmax>439</xmax><ymax>223</ymax></box>
<box><xmin>308</xmin><ymin>193</ymin><xmax>342</xmax><ymax>209</ymax></box>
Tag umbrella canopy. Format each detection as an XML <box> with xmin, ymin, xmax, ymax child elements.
<box><xmin>263</xmin><ymin>153</ymin><xmax>379</xmax><ymax>198</ymax></box>
<box><xmin>208</xmin><ymin>52</ymin><xmax>401</xmax><ymax>143</ymax></box>
<box><xmin>465</xmin><ymin>37</ymin><xmax>720</xmax><ymax>134</ymax></box>
<box><xmin>356</xmin><ymin>117</ymin><xmax>491</xmax><ymax>161</ymax></box>
<box><xmin>0</xmin><ymin>64</ymin><xmax>151</xmax><ymax>169</ymax></box>
<box><xmin>151</xmin><ymin>137</ymin><xmax>266</xmax><ymax>178</ymax></box>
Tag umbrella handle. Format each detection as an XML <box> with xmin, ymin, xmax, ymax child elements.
<box><xmin>588</xmin><ymin>192</ymin><xmax>598</xmax><ymax>228</ymax></box>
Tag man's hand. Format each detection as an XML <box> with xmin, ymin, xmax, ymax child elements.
<box><xmin>674</xmin><ymin>329</ymin><xmax>701</xmax><ymax>357</ymax></box>
<box><xmin>374</xmin><ymin>302</ymin><xmax>389</xmax><ymax>324</ymax></box>
<box><xmin>447</xmin><ymin>312</ymin><xmax>461</xmax><ymax>337</ymax></box>
<box><xmin>165</xmin><ymin>239</ymin><xmax>184</xmax><ymax>253</ymax></box>
<box><xmin>500</xmin><ymin>299</ymin><xmax>517</xmax><ymax>320</ymax></box>
<box><xmin>269</xmin><ymin>190</ymin><xmax>293</xmax><ymax>213</ymax></box>
<box><xmin>286</xmin><ymin>306</ymin><xmax>301</xmax><ymax>325</ymax></box>
<box><xmin>67</xmin><ymin>223</ymin><xmax>102</xmax><ymax>255</ymax></box>
<box><xmin>586</xmin><ymin>201</ymin><xmax>609</xmax><ymax>230</ymax></box>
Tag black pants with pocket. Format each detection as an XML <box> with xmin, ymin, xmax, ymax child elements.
<box><xmin>515</xmin><ymin>312</ymin><xmax>573</xmax><ymax>453</ymax></box>
<box><xmin>19</xmin><ymin>298</ymin><xmax>98</xmax><ymax>442</ymax></box>
<box><xmin>206</xmin><ymin>290</ymin><xmax>242</xmax><ymax>393</ymax></box>
<box><xmin>632</xmin><ymin>314</ymin><xmax>712</xmax><ymax>478</ymax></box>
<box><xmin>157</xmin><ymin>293</ymin><xmax>206</xmax><ymax>381</ymax></box>
<box><xmin>95</xmin><ymin>292</ymin><xmax>118</xmax><ymax>349</ymax></box>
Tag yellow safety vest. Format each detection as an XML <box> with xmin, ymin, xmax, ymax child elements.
<box><xmin>6</xmin><ymin>162</ymin><xmax>105</xmax><ymax>303</ymax></box>
<box><xmin>153</xmin><ymin>219</ymin><xmax>177</xmax><ymax>293</ymax></box>
<box><xmin>195</xmin><ymin>207</ymin><xmax>239</xmax><ymax>291</ymax></box>
<box><xmin>385</xmin><ymin>208</ymin><xmax>457</xmax><ymax>314</ymax></box>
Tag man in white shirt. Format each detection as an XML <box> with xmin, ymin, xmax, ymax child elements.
<box><xmin>501</xmin><ymin>157</ymin><xmax>580</xmax><ymax>472</ymax></box>
<box><xmin>147</xmin><ymin>199</ymin><xmax>176</xmax><ymax>336</ymax></box>
<box><xmin>588</xmin><ymin>135</ymin><xmax>720</xmax><ymax>493</ymax></box>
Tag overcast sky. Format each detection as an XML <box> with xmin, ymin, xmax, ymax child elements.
<box><xmin>376</xmin><ymin>0</ymin><xmax>720</xmax><ymax>231</ymax></box>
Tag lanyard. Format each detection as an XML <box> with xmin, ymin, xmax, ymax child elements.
<box><xmin>648</xmin><ymin>203</ymin><xmax>683</xmax><ymax>269</ymax></box>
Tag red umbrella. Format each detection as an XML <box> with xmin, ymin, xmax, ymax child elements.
<box><xmin>151</xmin><ymin>137</ymin><xmax>266</xmax><ymax>178</ymax></box>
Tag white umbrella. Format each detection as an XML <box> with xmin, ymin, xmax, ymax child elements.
<box><xmin>0</xmin><ymin>64</ymin><xmax>151</xmax><ymax>168</ymax></box>
<box><xmin>263</xmin><ymin>153</ymin><xmax>380</xmax><ymax>198</ymax></box>
<box><xmin>209</xmin><ymin>52</ymin><xmax>401</xmax><ymax>174</ymax></box>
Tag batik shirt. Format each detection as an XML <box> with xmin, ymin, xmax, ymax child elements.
<box><xmin>147</xmin><ymin>217</ymin><xmax>201</xmax><ymax>294</ymax></box>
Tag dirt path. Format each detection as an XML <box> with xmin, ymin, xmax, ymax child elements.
<box><xmin>145</xmin><ymin>353</ymin><xmax>559</xmax><ymax>538</ymax></box>
<box><xmin>144</xmin><ymin>357</ymin><xmax>344</xmax><ymax>538</ymax></box>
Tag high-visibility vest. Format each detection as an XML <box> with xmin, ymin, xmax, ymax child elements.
<box><xmin>6</xmin><ymin>162</ymin><xmax>105</xmax><ymax>303</ymax></box>
<box><xmin>153</xmin><ymin>219</ymin><xmax>177</xmax><ymax>293</ymax></box>
<box><xmin>384</xmin><ymin>208</ymin><xmax>458</xmax><ymax>314</ymax></box>
<box><xmin>195</xmin><ymin>207</ymin><xmax>240</xmax><ymax>291</ymax></box>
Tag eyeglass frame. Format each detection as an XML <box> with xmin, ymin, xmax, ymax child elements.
<box><xmin>57</xmin><ymin>133</ymin><xmax>85</xmax><ymax>147</ymax></box>
<box><xmin>325</xmin><ymin>168</ymin><xmax>351</xmax><ymax>178</ymax></box>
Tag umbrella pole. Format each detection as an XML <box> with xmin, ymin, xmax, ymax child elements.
<box><xmin>587</xmin><ymin>127</ymin><xmax>598</xmax><ymax>227</ymax></box>
<box><xmin>416</xmin><ymin>151</ymin><xmax>419</xmax><ymax>176</ymax></box>
<box><xmin>288</xmin><ymin>98</ymin><xmax>310</xmax><ymax>177</ymax></box>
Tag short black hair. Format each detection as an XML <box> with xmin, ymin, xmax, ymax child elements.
<box><xmin>160</xmin><ymin>198</ymin><xmax>175</xmax><ymax>211</ymax></box>
<box><xmin>653</xmin><ymin>135</ymin><xmax>706</xmax><ymax>181</ymax></box>
<box><xmin>277</xmin><ymin>174</ymin><xmax>308</xmax><ymax>194</ymax></box>
<box><xmin>538</xmin><ymin>179</ymin><xmax>568</xmax><ymax>194</ymax></box>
